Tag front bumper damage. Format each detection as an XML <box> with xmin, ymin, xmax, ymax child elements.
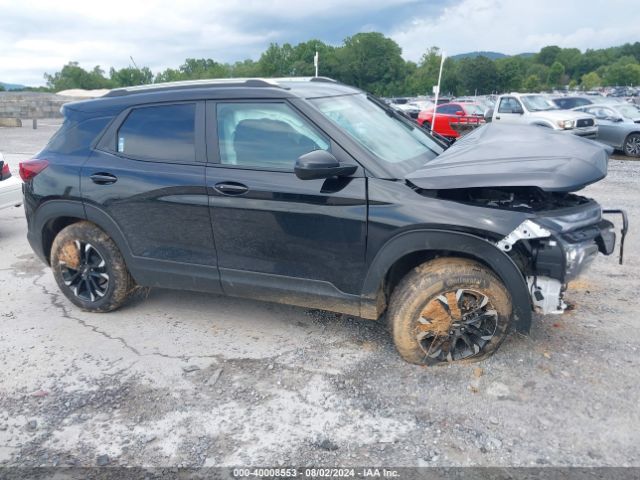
<box><xmin>497</xmin><ymin>209</ymin><xmax>628</xmax><ymax>315</ymax></box>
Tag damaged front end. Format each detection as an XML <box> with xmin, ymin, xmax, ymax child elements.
<box><xmin>406</xmin><ymin>124</ymin><xmax>627</xmax><ymax>316</ymax></box>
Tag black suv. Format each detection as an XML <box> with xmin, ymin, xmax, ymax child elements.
<box><xmin>21</xmin><ymin>77</ymin><xmax>625</xmax><ymax>365</ymax></box>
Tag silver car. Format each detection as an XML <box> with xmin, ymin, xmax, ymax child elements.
<box><xmin>572</xmin><ymin>103</ymin><xmax>640</xmax><ymax>157</ymax></box>
<box><xmin>0</xmin><ymin>152</ymin><xmax>23</xmax><ymax>210</ymax></box>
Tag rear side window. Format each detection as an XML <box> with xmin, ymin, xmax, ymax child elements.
<box><xmin>117</xmin><ymin>103</ymin><xmax>195</xmax><ymax>162</ymax></box>
<box><xmin>46</xmin><ymin>116</ymin><xmax>112</xmax><ymax>154</ymax></box>
<box><xmin>436</xmin><ymin>104</ymin><xmax>458</xmax><ymax>114</ymax></box>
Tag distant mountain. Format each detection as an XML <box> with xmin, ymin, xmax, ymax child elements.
<box><xmin>0</xmin><ymin>82</ymin><xmax>27</xmax><ymax>91</ymax></box>
<box><xmin>450</xmin><ymin>51</ymin><xmax>508</xmax><ymax>60</ymax></box>
<box><xmin>449</xmin><ymin>51</ymin><xmax>536</xmax><ymax>60</ymax></box>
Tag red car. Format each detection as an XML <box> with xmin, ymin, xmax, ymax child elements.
<box><xmin>417</xmin><ymin>102</ymin><xmax>485</xmax><ymax>139</ymax></box>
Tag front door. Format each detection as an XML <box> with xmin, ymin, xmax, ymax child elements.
<box><xmin>205</xmin><ymin>100</ymin><xmax>367</xmax><ymax>312</ymax></box>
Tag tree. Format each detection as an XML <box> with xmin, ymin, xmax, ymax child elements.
<box><xmin>405</xmin><ymin>46</ymin><xmax>443</xmax><ymax>95</ymax></box>
<box><xmin>523</xmin><ymin>74</ymin><xmax>541</xmax><ymax>92</ymax></box>
<box><xmin>604</xmin><ymin>57</ymin><xmax>640</xmax><ymax>85</ymax></box>
<box><xmin>536</xmin><ymin>46</ymin><xmax>561</xmax><ymax>66</ymax></box>
<box><xmin>581</xmin><ymin>72</ymin><xmax>602</xmax><ymax>90</ymax></box>
<box><xmin>458</xmin><ymin>56</ymin><xmax>498</xmax><ymax>95</ymax></box>
<box><xmin>547</xmin><ymin>61</ymin><xmax>565</xmax><ymax>88</ymax></box>
<box><xmin>495</xmin><ymin>56</ymin><xmax>526</xmax><ymax>92</ymax></box>
<box><xmin>334</xmin><ymin>32</ymin><xmax>406</xmax><ymax>95</ymax></box>
<box><xmin>44</xmin><ymin>62</ymin><xmax>112</xmax><ymax>91</ymax></box>
<box><xmin>258</xmin><ymin>43</ymin><xmax>295</xmax><ymax>76</ymax></box>
<box><xmin>109</xmin><ymin>66</ymin><xmax>153</xmax><ymax>87</ymax></box>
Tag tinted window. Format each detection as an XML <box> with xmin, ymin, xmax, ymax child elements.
<box><xmin>437</xmin><ymin>104</ymin><xmax>459</xmax><ymax>114</ymax></box>
<box><xmin>117</xmin><ymin>103</ymin><xmax>195</xmax><ymax>162</ymax></box>
<box><xmin>216</xmin><ymin>103</ymin><xmax>329</xmax><ymax>170</ymax></box>
<box><xmin>47</xmin><ymin>116</ymin><xmax>113</xmax><ymax>154</ymax></box>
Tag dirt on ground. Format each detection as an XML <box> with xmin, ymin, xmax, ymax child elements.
<box><xmin>0</xmin><ymin>123</ymin><xmax>638</xmax><ymax>468</ymax></box>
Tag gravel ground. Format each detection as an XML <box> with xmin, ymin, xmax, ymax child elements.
<box><xmin>0</xmin><ymin>122</ymin><xmax>638</xmax><ymax>468</ymax></box>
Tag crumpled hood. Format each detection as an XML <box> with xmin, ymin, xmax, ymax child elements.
<box><xmin>407</xmin><ymin>123</ymin><xmax>610</xmax><ymax>192</ymax></box>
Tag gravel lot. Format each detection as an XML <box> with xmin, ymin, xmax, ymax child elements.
<box><xmin>0</xmin><ymin>122</ymin><xmax>638</xmax><ymax>468</ymax></box>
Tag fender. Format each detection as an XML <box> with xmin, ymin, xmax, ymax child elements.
<box><xmin>361</xmin><ymin>229</ymin><xmax>533</xmax><ymax>333</ymax></box>
<box><xmin>27</xmin><ymin>199</ymin><xmax>87</xmax><ymax>264</ymax></box>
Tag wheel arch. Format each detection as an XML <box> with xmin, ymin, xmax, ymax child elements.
<box><xmin>361</xmin><ymin>229</ymin><xmax>533</xmax><ymax>333</ymax></box>
<box><xmin>33</xmin><ymin>200</ymin><xmax>134</xmax><ymax>268</ymax></box>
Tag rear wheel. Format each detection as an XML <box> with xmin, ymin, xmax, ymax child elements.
<box><xmin>624</xmin><ymin>133</ymin><xmax>640</xmax><ymax>157</ymax></box>
<box><xmin>387</xmin><ymin>257</ymin><xmax>512</xmax><ymax>365</ymax></box>
<box><xmin>51</xmin><ymin>221</ymin><xmax>135</xmax><ymax>312</ymax></box>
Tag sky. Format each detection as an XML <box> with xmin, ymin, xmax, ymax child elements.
<box><xmin>1</xmin><ymin>0</ymin><xmax>638</xmax><ymax>86</ymax></box>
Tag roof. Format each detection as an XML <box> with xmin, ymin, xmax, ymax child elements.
<box><xmin>64</xmin><ymin>77</ymin><xmax>360</xmax><ymax>114</ymax></box>
<box><xmin>104</xmin><ymin>76</ymin><xmax>348</xmax><ymax>97</ymax></box>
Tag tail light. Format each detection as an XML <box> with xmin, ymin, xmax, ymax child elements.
<box><xmin>19</xmin><ymin>159</ymin><xmax>49</xmax><ymax>181</ymax></box>
<box><xmin>1</xmin><ymin>162</ymin><xmax>9</xmax><ymax>179</ymax></box>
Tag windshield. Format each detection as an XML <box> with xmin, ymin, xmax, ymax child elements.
<box><xmin>310</xmin><ymin>94</ymin><xmax>443</xmax><ymax>177</ymax></box>
<box><xmin>615</xmin><ymin>104</ymin><xmax>640</xmax><ymax>119</ymax></box>
<box><xmin>521</xmin><ymin>95</ymin><xmax>557</xmax><ymax>111</ymax></box>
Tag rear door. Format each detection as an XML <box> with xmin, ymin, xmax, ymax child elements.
<box><xmin>82</xmin><ymin>101</ymin><xmax>221</xmax><ymax>292</ymax></box>
<box><xmin>204</xmin><ymin>99</ymin><xmax>367</xmax><ymax>312</ymax></box>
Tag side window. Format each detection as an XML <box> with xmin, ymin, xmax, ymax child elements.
<box><xmin>216</xmin><ymin>102</ymin><xmax>329</xmax><ymax>170</ymax></box>
<box><xmin>437</xmin><ymin>104</ymin><xmax>458</xmax><ymax>115</ymax></box>
<box><xmin>117</xmin><ymin>103</ymin><xmax>196</xmax><ymax>162</ymax></box>
<box><xmin>498</xmin><ymin>97</ymin><xmax>519</xmax><ymax>113</ymax></box>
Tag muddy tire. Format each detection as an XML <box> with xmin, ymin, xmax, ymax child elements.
<box><xmin>623</xmin><ymin>133</ymin><xmax>640</xmax><ymax>157</ymax></box>
<box><xmin>50</xmin><ymin>221</ymin><xmax>135</xmax><ymax>312</ymax></box>
<box><xmin>388</xmin><ymin>257</ymin><xmax>512</xmax><ymax>366</ymax></box>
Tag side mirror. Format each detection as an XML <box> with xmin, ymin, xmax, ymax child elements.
<box><xmin>455</xmin><ymin>110</ymin><xmax>465</xmax><ymax>116</ymax></box>
<box><xmin>484</xmin><ymin>108</ymin><xmax>494</xmax><ymax>122</ymax></box>
<box><xmin>294</xmin><ymin>150</ymin><xmax>357</xmax><ymax>180</ymax></box>
<box><xmin>512</xmin><ymin>106</ymin><xmax>524</xmax><ymax>114</ymax></box>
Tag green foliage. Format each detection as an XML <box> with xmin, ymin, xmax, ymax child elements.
<box><xmin>44</xmin><ymin>62</ymin><xmax>113</xmax><ymax>90</ymax></box>
<box><xmin>109</xmin><ymin>66</ymin><xmax>153</xmax><ymax>87</ymax></box>
<box><xmin>547</xmin><ymin>61</ymin><xmax>565</xmax><ymax>88</ymax></box>
<box><xmin>581</xmin><ymin>71</ymin><xmax>602</xmax><ymax>90</ymax></box>
<box><xmin>457</xmin><ymin>56</ymin><xmax>499</xmax><ymax>94</ymax></box>
<box><xmin>523</xmin><ymin>74</ymin><xmax>541</xmax><ymax>92</ymax></box>
<box><xmin>40</xmin><ymin>38</ymin><xmax>640</xmax><ymax>95</ymax></box>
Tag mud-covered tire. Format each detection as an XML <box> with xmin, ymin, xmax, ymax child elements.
<box><xmin>388</xmin><ymin>257</ymin><xmax>512</xmax><ymax>366</ymax></box>
<box><xmin>50</xmin><ymin>221</ymin><xmax>135</xmax><ymax>312</ymax></box>
<box><xmin>623</xmin><ymin>133</ymin><xmax>640</xmax><ymax>157</ymax></box>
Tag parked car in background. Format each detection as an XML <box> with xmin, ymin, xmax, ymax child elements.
<box><xmin>0</xmin><ymin>152</ymin><xmax>23</xmax><ymax>210</ymax></box>
<box><xmin>417</xmin><ymin>102</ymin><xmax>485</xmax><ymax>139</ymax></box>
<box><xmin>489</xmin><ymin>93</ymin><xmax>598</xmax><ymax>138</ymax></box>
<box><xmin>573</xmin><ymin>103</ymin><xmax>640</xmax><ymax>157</ymax></box>
<box><xmin>20</xmin><ymin>77</ymin><xmax>625</xmax><ymax>365</ymax></box>
<box><xmin>551</xmin><ymin>96</ymin><xmax>594</xmax><ymax>110</ymax></box>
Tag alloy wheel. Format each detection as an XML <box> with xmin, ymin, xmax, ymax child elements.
<box><xmin>59</xmin><ymin>241</ymin><xmax>110</xmax><ymax>302</ymax></box>
<box><xmin>415</xmin><ymin>289</ymin><xmax>498</xmax><ymax>362</ymax></box>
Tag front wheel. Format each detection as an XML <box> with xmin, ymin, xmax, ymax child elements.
<box><xmin>50</xmin><ymin>221</ymin><xmax>135</xmax><ymax>312</ymax></box>
<box><xmin>624</xmin><ymin>133</ymin><xmax>640</xmax><ymax>157</ymax></box>
<box><xmin>387</xmin><ymin>257</ymin><xmax>512</xmax><ymax>365</ymax></box>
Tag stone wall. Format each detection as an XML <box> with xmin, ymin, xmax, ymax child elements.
<box><xmin>0</xmin><ymin>92</ymin><xmax>87</xmax><ymax>119</ymax></box>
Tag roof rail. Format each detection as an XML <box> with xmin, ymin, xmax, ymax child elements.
<box><xmin>103</xmin><ymin>76</ymin><xmax>341</xmax><ymax>97</ymax></box>
<box><xmin>104</xmin><ymin>78</ymin><xmax>285</xmax><ymax>98</ymax></box>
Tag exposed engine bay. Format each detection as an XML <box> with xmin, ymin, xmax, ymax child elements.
<box><xmin>417</xmin><ymin>186</ymin><xmax>591</xmax><ymax>213</ymax></box>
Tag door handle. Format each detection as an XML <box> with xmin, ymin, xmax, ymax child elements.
<box><xmin>214</xmin><ymin>182</ymin><xmax>249</xmax><ymax>196</ymax></box>
<box><xmin>495</xmin><ymin>116</ymin><xmax>500</xmax><ymax>120</ymax></box>
<box><xmin>90</xmin><ymin>173</ymin><xmax>118</xmax><ymax>185</ymax></box>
